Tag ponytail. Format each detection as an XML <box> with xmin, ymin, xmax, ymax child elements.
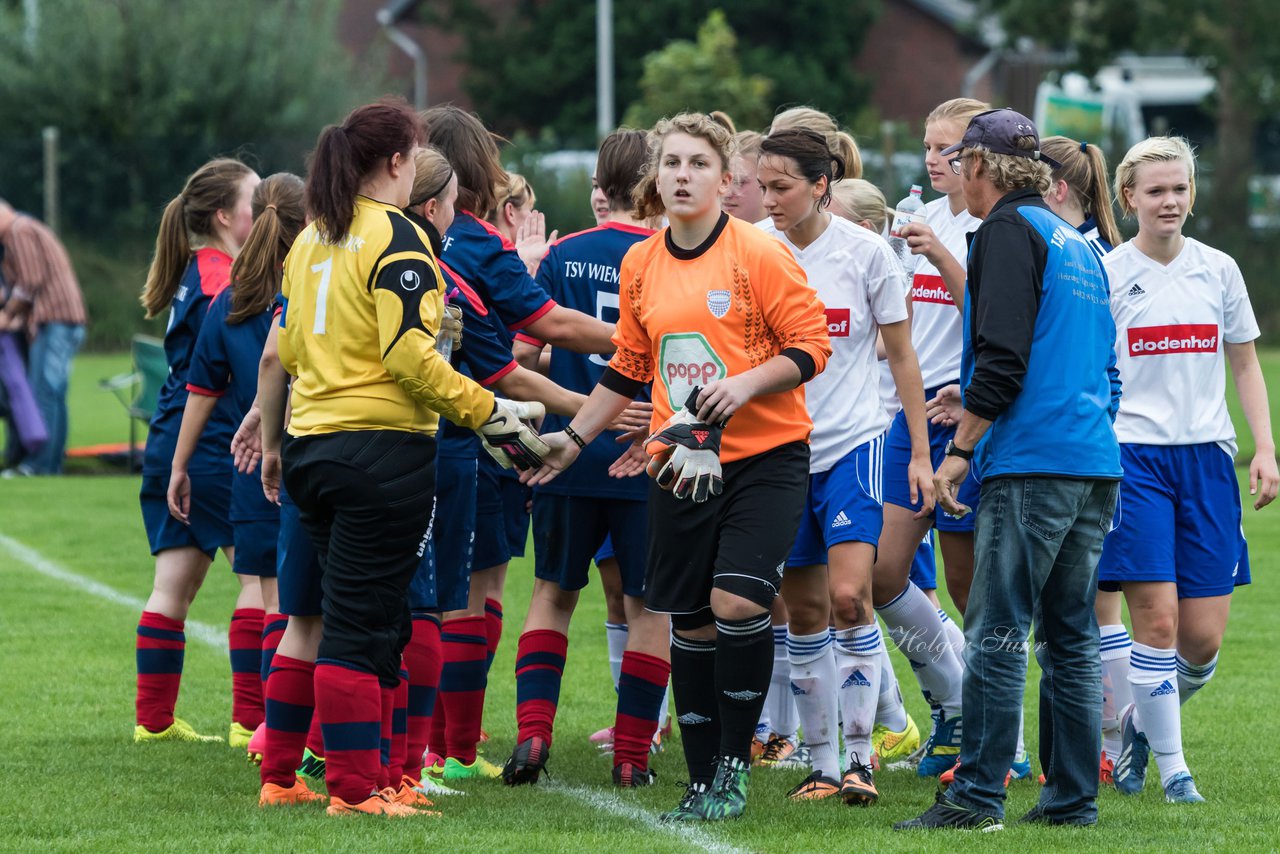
<box><xmin>228</xmin><ymin>173</ymin><xmax>306</xmax><ymax>324</ymax></box>
<box><xmin>832</xmin><ymin>132</ymin><xmax>863</xmax><ymax>180</ymax></box>
<box><xmin>1082</xmin><ymin>143</ymin><xmax>1122</xmax><ymax>248</ymax></box>
<box><xmin>1041</xmin><ymin>136</ymin><xmax>1122</xmax><ymax>247</ymax></box>
<box><xmin>141</xmin><ymin>157</ymin><xmax>255</xmax><ymax>318</ymax></box>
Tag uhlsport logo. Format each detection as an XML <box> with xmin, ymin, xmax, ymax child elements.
<box><xmin>707</xmin><ymin>288</ymin><xmax>731</xmax><ymax>318</ymax></box>
<box><xmin>911</xmin><ymin>274</ymin><xmax>954</xmax><ymax>305</ymax></box>
<box><xmin>400</xmin><ymin>269</ymin><xmax>421</xmax><ymax>291</ymax></box>
<box><xmin>824</xmin><ymin>308</ymin><xmax>851</xmax><ymax>337</ymax></box>
<box><xmin>659</xmin><ymin>333</ymin><xmax>727</xmax><ymax>407</ymax></box>
<box><xmin>1127</xmin><ymin>324</ymin><xmax>1218</xmax><ymax>356</ymax></box>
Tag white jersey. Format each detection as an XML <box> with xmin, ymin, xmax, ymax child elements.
<box><xmin>909</xmin><ymin>197</ymin><xmax>980</xmax><ymax>390</ymax></box>
<box><xmin>759</xmin><ymin>216</ymin><xmax>908</xmax><ymax>472</ymax></box>
<box><xmin>1104</xmin><ymin>238</ymin><xmax>1260</xmax><ymax>453</ymax></box>
<box><xmin>878</xmin><ymin>261</ymin><xmax>915</xmax><ymax>419</ymax></box>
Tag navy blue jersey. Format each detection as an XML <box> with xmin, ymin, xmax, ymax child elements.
<box><xmin>143</xmin><ymin>248</ymin><xmax>240</xmax><ymax>477</ymax></box>
<box><xmin>535</xmin><ymin>222</ymin><xmax>654</xmax><ymax>499</ymax></box>
<box><xmin>440</xmin><ymin>212</ymin><xmax>555</xmax><ymax>332</ymax></box>
<box><xmin>186</xmin><ymin>288</ymin><xmax>276</xmax><ymax>521</ymax></box>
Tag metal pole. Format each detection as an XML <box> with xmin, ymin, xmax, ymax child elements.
<box><xmin>378</xmin><ymin>11</ymin><xmax>427</xmax><ymax>110</ymax></box>
<box><xmin>597</xmin><ymin>0</ymin><xmax>614</xmax><ymax>139</ymax></box>
<box><xmin>42</xmin><ymin>126</ymin><xmax>58</xmax><ymax>233</ymax></box>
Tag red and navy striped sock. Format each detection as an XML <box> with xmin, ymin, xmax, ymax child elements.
<box><xmin>514</xmin><ymin>630</ymin><xmax>568</xmax><ymax>745</ymax></box>
<box><xmin>260</xmin><ymin>654</ymin><xmax>315</xmax><ymax>788</ymax></box>
<box><xmin>389</xmin><ymin>667</ymin><xmax>409</xmax><ymax>786</ymax></box>
<box><xmin>378</xmin><ymin>682</ymin><xmax>395</xmax><ymax>791</ymax></box>
<box><xmin>427</xmin><ymin>691</ymin><xmax>446</xmax><ymax>762</ymax></box>
<box><xmin>315</xmin><ymin>661</ymin><xmax>382</xmax><ymax>804</ymax></box>
<box><xmin>402</xmin><ymin>613</ymin><xmax>442</xmax><ymax>779</ymax></box>
<box><xmin>259</xmin><ymin>612</ymin><xmax>288</xmax><ymax>686</ymax></box>
<box><xmin>613</xmin><ymin>651</ymin><xmax>671</xmax><ymax>771</ymax></box>
<box><xmin>484</xmin><ymin>597</ymin><xmax>504</xmax><ymax>674</ymax></box>
<box><xmin>441</xmin><ymin>615</ymin><xmax>488</xmax><ymax>764</ymax></box>
<box><xmin>229</xmin><ymin>608</ymin><xmax>265</xmax><ymax>729</ymax></box>
<box><xmin>136</xmin><ymin>611</ymin><xmax>185</xmax><ymax>732</ymax></box>
<box><xmin>305</xmin><ymin>709</ymin><xmax>324</xmax><ymax>757</ymax></box>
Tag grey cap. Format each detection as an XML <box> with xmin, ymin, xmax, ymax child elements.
<box><xmin>941</xmin><ymin>108</ymin><xmax>1062</xmax><ymax>169</ymax></box>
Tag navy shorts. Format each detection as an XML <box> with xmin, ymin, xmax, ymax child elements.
<box><xmin>501</xmin><ymin>474</ymin><xmax>532</xmax><ymax>559</ymax></box>
<box><xmin>882</xmin><ymin>390</ymin><xmax>980</xmax><ymax>531</ymax></box>
<box><xmin>788</xmin><ymin>435</ymin><xmax>885</xmax><ymax>566</ymax></box>
<box><xmin>140</xmin><ymin>473</ymin><xmax>233</xmax><ymax>558</ymax></box>
<box><xmin>595</xmin><ymin>535</ymin><xmax>615</xmax><ymax>564</ymax></box>
<box><xmin>1098</xmin><ymin>443</ymin><xmax>1250</xmax><ymax>599</ymax></box>
<box><xmin>533</xmin><ymin>494</ymin><xmax>647</xmax><ymax>597</ymax></box>
<box><xmin>413</xmin><ymin>453</ymin><xmax>478</xmax><ymax>612</ymax></box>
<box><xmin>908</xmin><ymin>529</ymin><xmax>938</xmax><ymax>590</ymax></box>
<box><xmin>232</xmin><ymin>517</ymin><xmax>279</xmax><ymax>577</ymax></box>
<box><xmin>473</xmin><ymin>455</ymin><xmax>511</xmax><ymax>571</ymax></box>
<box><xmin>276</xmin><ymin>485</ymin><xmax>322</xmax><ymax>617</ymax></box>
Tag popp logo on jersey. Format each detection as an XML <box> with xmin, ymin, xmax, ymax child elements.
<box><xmin>1127</xmin><ymin>324</ymin><xmax>1219</xmax><ymax>356</ymax></box>
<box><xmin>824</xmin><ymin>308</ymin><xmax>851</xmax><ymax>337</ymax></box>
<box><xmin>659</xmin><ymin>333</ymin><xmax>726</xmax><ymax>408</ymax></box>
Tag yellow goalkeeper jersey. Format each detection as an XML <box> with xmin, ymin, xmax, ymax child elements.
<box><xmin>279</xmin><ymin>195</ymin><xmax>495</xmax><ymax>437</ymax></box>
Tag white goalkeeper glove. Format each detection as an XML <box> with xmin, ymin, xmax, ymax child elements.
<box><xmin>478</xmin><ymin>399</ymin><xmax>549</xmax><ymax>471</ymax></box>
<box><xmin>644</xmin><ymin>387</ymin><xmax>725</xmax><ymax>503</ymax></box>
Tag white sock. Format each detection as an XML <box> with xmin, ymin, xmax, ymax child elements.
<box><xmin>1129</xmin><ymin>642</ymin><xmax>1188</xmax><ymax>786</ymax></box>
<box><xmin>1176</xmin><ymin>653</ymin><xmax>1216</xmax><ymax>706</ymax></box>
<box><xmin>1015</xmin><ymin>707</ymin><xmax>1026</xmax><ymax>761</ymax></box>
<box><xmin>877</xmin><ymin>583</ymin><xmax>963</xmax><ymax>718</ymax></box>
<box><xmin>834</xmin><ymin>623</ymin><xmax>883</xmax><ymax>768</ymax></box>
<box><xmin>937</xmin><ymin>608</ymin><xmax>966</xmax><ymax>671</ymax></box>
<box><xmin>606</xmin><ymin>621</ymin><xmax>628</xmax><ymax>691</ymax></box>
<box><xmin>1099</xmin><ymin>624</ymin><xmax>1133</xmax><ymax>759</ymax></box>
<box><xmin>658</xmin><ymin>684</ymin><xmax>670</xmax><ymax>730</ymax></box>
<box><xmin>767</xmin><ymin>626</ymin><xmax>799</xmax><ymax>741</ymax></box>
<box><xmin>874</xmin><ymin>637</ymin><xmax>908</xmax><ymax>731</ymax></box>
<box><xmin>788</xmin><ymin>629</ymin><xmax>840</xmax><ymax>779</ymax></box>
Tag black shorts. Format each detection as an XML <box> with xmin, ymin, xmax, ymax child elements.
<box><xmin>532</xmin><ymin>493</ymin><xmax>647</xmax><ymax>597</ymax></box>
<box><xmin>645</xmin><ymin>441</ymin><xmax>808</xmax><ymax>619</ymax></box>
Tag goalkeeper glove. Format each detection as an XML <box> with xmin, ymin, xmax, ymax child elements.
<box><xmin>644</xmin><ymin>386</ymin><xmax>725</xmax><ymax>503</ymax></box>
<box><xmin>478</xmin><ymin>399</ymin><xmax>549</xmax><ymax>471</ymax></box>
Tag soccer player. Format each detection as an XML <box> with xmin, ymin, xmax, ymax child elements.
<box><xmin>1102</xmin><ymin>136</ymin><xmax>1276</xmax><ymax>804</ymax></box>
<box><xmin>421</xmin><ymin>105</ymin><xmax>616</xmax><ymax>780</ymax></box>
<box><xmin>871</xmin><ymin>98</ymin><xmax>989</xmax><ymax>780</ymax></box>
<box><xmin>277</xmin><ymin>98</ymin><xmax>543</xmax><ymax>817</ymax></box>
<box><xmin>755</xmin><ymin>129</ymin><xmax>932</xmax><ymax>805</ymax></box>
<box><xmin>523</xmin><ymin>113</ymin><xmax>832</xmax><ymax>822</ymax></box>
<box><xmin>164</xmin><ymin>172</ymin><xmax>303</xmax><ymax>756</ymax></box>
<box><xmin>724</xmin><ymin>131</ymin><xmax>766</xmax><ymax>226</ymax></box>
<box><xmin>498</xmin><ymin>129</ymin><xmax>670</xmax><ymax>788</ymax></box>
<box><xmin>133</xmin><ymin>158</ymin><xmax>259</xmax><ymax>745</ymax></box>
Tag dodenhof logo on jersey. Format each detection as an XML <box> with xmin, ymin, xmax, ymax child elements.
<box><xmin>824</xmin><ymin>308</ymin><xmax>850</xmax><ymax>337</ymax></box>
<box><xmin>706</xmin><ymin>289</ymin><xmax>731</xmax><ymax>318</ymax></box>
<box><xmin>1127</xmin><ymin>323</ymin><xmax>1218</xmax><ymax>356</ymax></box>
<box><xmin>659</xmin><ymin>333</ymin><xmax>726</xmax><ymax>408</ymax></box>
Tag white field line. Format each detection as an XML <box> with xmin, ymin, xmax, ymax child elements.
<box><xmin>549</xmin><ymin>783</ymin><xmax>748</xmax><ymax>854</ymax></box>
<box><xmin>2</xmin><ymin>531</ymin><xmax>745</xmax><ymax>848</ymax></box>
<box><xmin>0</xmin><ymin>532</ymin><xmax>228</xmax><ymax>652</ymax></box>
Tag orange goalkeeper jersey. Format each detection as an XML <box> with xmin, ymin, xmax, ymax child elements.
<box><xmin>610</xmin><ymin>213</ymin><xmax>831</xmax><ymax>463</ymax></box>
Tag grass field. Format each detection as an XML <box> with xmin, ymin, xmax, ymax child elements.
<box><xmin>0</xmin><ymin>352</ymin><xmax>1277</xmax><ymax>852</ymax></box>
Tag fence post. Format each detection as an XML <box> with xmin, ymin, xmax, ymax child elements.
<box><xmin>42</xmin><ymin>126</ymin><xmax>59</xmax><ymax>233</ymax></box>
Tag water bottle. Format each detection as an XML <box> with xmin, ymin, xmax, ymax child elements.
<box><xmin>888</xmin><ymin>184</ymin><xmax>925</xmax><ymax>273</ymax></box>
<box><xmin>435</xmin><ymin>298</ymin><xmax>456</xmax><ymax>361</ymax></box>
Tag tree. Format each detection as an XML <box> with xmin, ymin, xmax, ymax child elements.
<box><xmin>422</xmin><ymin>0</ymin><xmax>876</xmax><ymax>143</ymax></box>
<box><xmin>982</xmin><ymin>0</ymin><xmax>1280</xmax><ymax>252</ymax></box>
<box><xmin>0</xmin><ymin>0</ymin><xmax>386</xmax><ymax>238</ymax></box>
<box><xmin>622</xmin><ymin>11</ymin><xmax>772</xmax><ymax>129</ymax></box>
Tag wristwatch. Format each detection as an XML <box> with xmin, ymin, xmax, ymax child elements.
<box><xmin>944</xmin><ymin>440</ymin><xmax>973</xmax><ymax>461</ymax></box>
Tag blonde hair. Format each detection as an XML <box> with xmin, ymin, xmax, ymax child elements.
<box><xmin>829</xmin><ymin>179</ymin><xmax>888</xmax><ymax>233</ymax></box>
<box><xmin>926</xmin><ymin>97</ymin><xmax>990</xmax><ymax>130</ymax></box>
<box><xmin>632</xmin><ymin>113</ymin><xmax>736</xmax><ymax>221</ymax></box>
<box><xmin>735</xmin><ymin>130</ymin><xmax>762</xmax><ymax>160</ymax></box>
<box><xmin>1114</xmin><ymin>136</ymin><xmax>1197</xmax><ymax>216</ymax></box>
<box><xmin>968</xmin><ymin>139</ymin><xmax>1052</xmax><ymax>196</ymax></box>
<box><xmin>409</xmin><ymin>146</ymin><xmax>455</xmax><ymax>208</ymax></box>
<box><xmin>1040</xmin><ymin>136</ymin><xmax>1122</xmax><ymax>246</ymax></box>
<box><xmin>492</xmin><ymin>172</ymin><xmax>536</xmax><ymax>217</ymax></box>
<box><xmin>769</xmin><ymin>106</ymin><xmax>862</xmax><ymax>179</ymax></box>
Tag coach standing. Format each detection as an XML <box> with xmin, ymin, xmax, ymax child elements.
<box><xmin>0</xmin><ymin>198</ymin><xmax>87</xmax><ymax>475</ymax></box>
<box><xmin>895</xmin><ymin>109</ymin><xmax>1121</xmax><ymax>831</ymax></box>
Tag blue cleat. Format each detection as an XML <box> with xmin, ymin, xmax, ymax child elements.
<box><xmin>917</xmin><ymin>711</ymin><xmax>962</xmax><ymax>778</ymax></box>
<box><xmin>1009</xmin><ymin>750</ymin><xmax>1033</xmax><ymax>781</ymax></box>
<box><xmin>1163</xmin><ymin>772</ymin><xmax>1205</xmax><ymax>804</ymax></box>
<box><xmin>1113</xmin><ymin>704</ymin><xmax>1149</xmax><ymax>796</ymax></box>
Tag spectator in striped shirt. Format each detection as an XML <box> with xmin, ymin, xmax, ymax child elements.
<box><xmin>0</xmin><ymin>198</ymin><xmax>88</xmax><ymax>475</ymax></box>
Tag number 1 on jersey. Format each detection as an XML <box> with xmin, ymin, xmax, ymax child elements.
<box><xmin>311</xmin><ymin>257</ymin><xmax>333</xmax><ymax>335</ymax></box>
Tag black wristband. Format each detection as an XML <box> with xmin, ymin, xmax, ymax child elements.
<box><xmin>563</xmin><ymin>424</ymin><xmax>587</xmax><ymax>449</ymax></box>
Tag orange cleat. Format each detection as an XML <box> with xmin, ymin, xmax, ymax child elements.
<box><xmin>326</xmin><ymin>791</ymin><xmax>423</xmax><ymax>817</ymax></box>
<box><xmin>1099</xmin><ymin>751</ymin><xmax>1114</xmax><ymax>785</ymax></box>
<box><xmin>259</xmin><ymin>776</ymin><xmax>326</xmax><ymax>807</ymax></box>
<box><xmin>391</xmin><ymin>777</ymin><xmax>438</xmax><ymax>810</ymax></box>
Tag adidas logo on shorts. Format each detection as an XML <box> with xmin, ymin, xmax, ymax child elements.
<box><xmin>1150</xmin><ymin>679</ymin><xmax>1176</xmax><ymax>697</ymax></box>
<box><xmin>723</xmin><ymin>689</ymin><xmax>762</xmax><ymax>701</ymax></box>
<box><xmin>1127</xmin><ymin>283</ymin><xmax>1146</xmax><ymax>297</ymax></box>
<box><xmin>841</xmin><ymin>669</ymin><xmax>873</xmax><ymax>689</ymax></box>
<box><xmin>677</xmin><ymin>712</ymin><xmax>712</xmax><ymax>725</ymax></box>
<box><xmin>831</xmin><ymin>511</ymin><xmax>852</xmax><ymax>529</ymax></box>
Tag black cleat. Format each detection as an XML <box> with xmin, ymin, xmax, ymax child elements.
<box><xmin>612</xmin><ymin>762</ymin><xmax>656</xmax><ymax>788</ymax></box>
<box><xmin>893</xmin><ymin>790</ymin><xmax>1003</xmax><ymax>831</ymax></box>
<box><xmin>501</xmin><ymin>736</ymin><xmax>550</xmax><ymax>786</ymax></box>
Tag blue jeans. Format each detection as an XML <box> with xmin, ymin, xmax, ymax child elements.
<box><xmin>25</xmin><ymin>322</ymin><xmax>85</xmax><ymax>474</ymax></box>
<box><xmin>948</xmin><ymin>475</ymin><xmax>1118</xmax><ymax>823</ymax></box>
